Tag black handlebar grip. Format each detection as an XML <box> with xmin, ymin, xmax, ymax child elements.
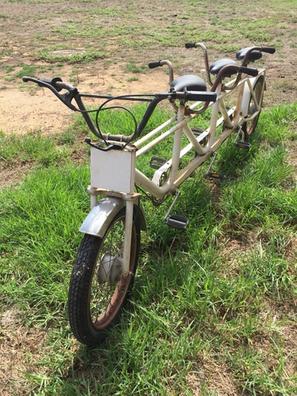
<box><xmin>172</xmin><ymin>91</ymin><xmax>217</xmax><ymax>102</ymax></box>
<box><xmin>22</xmin><ymin>76</ymin><xmax>50</xmax><ymax>87</ymax></box>
<box><xmin>148</xmin><ymin>61</ymin><xmax>162</xmax><ymax>69</ymax></box>
<box><xmin>22</xmin><ymin>76</ymin><xmax>45</xmax><ymax>87</ymax></box>
<box><xmin>185</xmin><ymin>42</ymin><xmax>196</xmax><ymax>49</ymax></box>
<box><xmin>239</xmin><ymin>67</ymin><xmax>258</xmax><ymax>77</ymax></box>
<box><xmin>186</xmin><ymin>91</ymin><xmax>217</xmax><ymax>102</ymax></box>
<box><xmin>261</xmin><ymin>47</ymin><xmax>276</xmax><ymax>54</ymax></box>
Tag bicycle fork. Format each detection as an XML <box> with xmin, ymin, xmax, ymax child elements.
<box><xmin>80</xmin><ymin>146</ymin><xmax>145</xmax><ymax>275</ymax></box>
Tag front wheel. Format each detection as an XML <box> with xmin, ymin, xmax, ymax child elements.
<box><xmin>242</xmin><ymin>76</ymin><xmax>265</xmax><ymax>138</ymax></box>
<box><xmin>68</xmin><ymin>208</ymin><xmax>140</xmax><ymax>346</ymax></box>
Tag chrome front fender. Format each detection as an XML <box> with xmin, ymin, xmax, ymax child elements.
<box><xmin>80</xmin><ymin>197</ymin><xmax>146</xmax><ymax>238</ymax></box>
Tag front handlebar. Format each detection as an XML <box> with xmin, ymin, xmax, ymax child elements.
<box><xmin>22</xmin><ymin>75</ymin><xmax>217</xmax><ymax>144</ymax></box>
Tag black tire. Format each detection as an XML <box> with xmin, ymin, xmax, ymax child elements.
<box><xmin>242</xmin><ymin>76</ymin><xmax>265</xmax><ymax>139</ymax></box>
<box><xmin>68</xmin><ymin>208</ymin><xmax>140</xmax><ymax>346</ymax></box>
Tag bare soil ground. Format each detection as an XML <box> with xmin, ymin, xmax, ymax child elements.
<box><xmin>0</xmin><ymin>308</ymin><xmax>46</xmax><ymax>396</ymax></box>
<box><xmin>0</xmin><ymin>0</ymin><xmax>296</xmax><ymax>134</ymax></box>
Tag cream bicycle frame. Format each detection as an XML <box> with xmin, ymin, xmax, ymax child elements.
<box><xmin>134</xmin><ymin>69</ymin><xmax>265</xmax><ymax>200</ymax></box>
<box><xmin>87</xmin><ymin>69</ymin><xmax>265</xmax><ymax>273</ymax></box>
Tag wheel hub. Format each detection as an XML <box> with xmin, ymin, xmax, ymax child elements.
<box><xmin>97</xmin><ymin>253</ymin><xmax>123</xmax><ymax>284</ymax></box>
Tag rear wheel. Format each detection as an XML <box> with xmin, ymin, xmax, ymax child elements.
<box><xmin>242</xmin><ymin>76</ymin><xmax>265</xmax><ymax>138</ymax></box>
<box><xmin>68</xmin><ymin>208</ymin><xmax>140</xmax><ymax>346</ymax></box>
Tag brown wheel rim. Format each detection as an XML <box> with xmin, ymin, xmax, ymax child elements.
<box><xmin>88</xmin><ymin>214</ymin><xmax>137</xmax><ymax>330</ymax></box>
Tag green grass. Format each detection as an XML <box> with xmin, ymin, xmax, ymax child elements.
<box><xmin>43</xmin><ymin>0</ymin><xmax>288</xmax><ymax>56</ymax></box>
<box><xmin>37</xmin><ymin>49</ymin><xmax>105</xmax><ymax>64</ymax></box>
<box><xmin>0</xmin><ymin>103</ymin><xmax>296</xmax><ymax>395</ymax></box>
<box><xmin>126</xmin><ymin>62</ymin><xmax>147</xmax><ymax>74</ymax></box>
<box><xmin>2</xmin><ymin>0</ymin><xmax>297</xmax><ymax>87</ymax></box>
<box><xmin>3</xmin><ymin>65</ymin><xmax>15</xmax><ymax>73</ymax></box>
<box><xmin>15</xmin><ymin>64</ymin><xmax>37</xmax><ymax>78</ymax></box>
<box><xmin>0</xmin><ymin>131</ymin><xmax>70</xmax><ymax>167</ymax></box>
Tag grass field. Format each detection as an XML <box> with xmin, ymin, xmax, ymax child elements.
<box><xmin>0</xmin><ymin>102</ymin><xmax>296</xmax><ymax>395</ymax></box>
<box><xmin>1</xmin><ymin>0</ymin><xmax>297</xmax><ymax>395</ymax></box>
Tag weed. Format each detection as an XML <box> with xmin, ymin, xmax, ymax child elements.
<box><xmin>0</xmin><ymin>48</ymin><xmax>13</xmax><ymax>57</ymax></box>
<box><xmin>15</xmin><ymin>64</ymin><xmax>36</xmax><ymax>78</ymax></box>
<box><xmin>127</xmin><ymin>76</ymin><xmax>139</xmax><ymax>82</ymax></box>
<box><xmin>3</xmin><ymin>65</ymin><xmax>15</xmax><ymax>73</ymax></box>
<box><xmin>126</xmin><ymin>62</ymin><xmax>147</xmax><ymax>74</ymax></box>
<box><xmin>0</xmin><ymin>132</ymin><xmax>68</xmax><ymax>167</ymax></box>
<box><xmin>38</xmin><ymin>49</ymin><xmax>105</xmax><ymax>64</ymax></box>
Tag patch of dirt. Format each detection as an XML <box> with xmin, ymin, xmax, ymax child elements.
<box><xmin>0</xmin><ymin>87</ymin><xmax>73</xmax><ymax>134</ymax></box>
<box><xmin>253</xmin><ymin>299</ymin><xmax>297</xmax><ymax>391</ymax></box>
<box><xmin>284</xmin><ymin>236</ymin><xmax>297</xmax><ymax>263</ymax></box>
<box><xmin>219</xmin><ymin>238</ymin><xmax>249</xmax><ymax>277</ymax></box>
<box><xmin>0</xmin><ymin>0</ymin><xmax>296</xmax><ymax>134</ymax></box>
<box><xmin>281</xmin><ymin>323</ymin><xmax>297</xmax><ymax>379</ymax></box>
<box><xmin>0</xmin><ymin>65</ymin><xmax>167</xmax><ymax>134</ymax></box>
<box><xmin>0</xmin><ymin>308</ymin><xmax>46</xmax><ymax>396</ymax></box>
<box><xmin>186</xmin><ymin>355</ymin><xmax>238</xmax><ymax>395</ymax></box>
<box><xmin>0</xmin><ymin>162</ymin><xmax>33</xmax><ymax>188</ymax></box>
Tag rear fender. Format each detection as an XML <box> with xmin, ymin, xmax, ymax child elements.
<box><xmin>240</xmin><ymin>75</ymin><xmax>265</xmax><ymax>117</ymax></box>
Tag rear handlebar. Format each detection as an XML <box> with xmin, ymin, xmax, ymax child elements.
<box><xmin>185</xmin><ymin>42</ymin><xmax>196</xmax><ymax>49</ymax></box>
<box><xmin>211</xmin><ymin>65</ymin><xmax>258</xmax><ymax>91</ymax></box>
<box><xmin>147</xmin><ymin>60</ymin><xmax>174</xmax><ymax>83</ymax></box>
<box><xmin>239</xmin><ymin>66</ymin><xmax>258</xmax><ymax>77</ymax></box>
<box><xmin>148</xmin><ymin>61</ymin><xmax>162</xmax><ymax>69</ymax></box>
<box><xmin>260</xmin><ymin>47</ymin><xmax>276</xmax><ymax>54</ymax></box>
<box><xmin>238</xmin><ymin>46</ymin><xmax>276</xmax><ymax>66</ymax></box>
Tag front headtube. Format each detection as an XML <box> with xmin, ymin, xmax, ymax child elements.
<box><xmin>80</xmin><ymin>197</ymin><xmax>146</xmax><ymax>238</ymax></box>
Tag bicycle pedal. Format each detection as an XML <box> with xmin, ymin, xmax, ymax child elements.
<box><xmin>235</xmin><ymin>141</ymin><xmax>251</xmax><ymax>149</ymax></box>
<box><xmin>204</xmin><ymin>171</ymin><xmax>221</xmax><ymax>180</ymax></box>
<box><xmin>166</xmin><ymin>214</ymin><xmax>188</xmax><ymax>230</ymax></box>
<box><xmin>150</xmin><ymin>156</ymin><xmax>167</xmax><ymax>169</ymax></box>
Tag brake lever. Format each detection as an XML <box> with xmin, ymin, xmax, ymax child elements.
<box><xmin>50</xmin><ymin>77</ymin><xmax>63</xmax><ymax>92</ymax></box>
<box><xmin>22</xmin><ymin>75</ymin><xmax>79</xmax><ymax>111</ymax></box>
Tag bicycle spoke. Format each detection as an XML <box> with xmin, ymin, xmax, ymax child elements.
<box><xmin>87</xmin><ymin>215</ymin><xmax>135</xmax><ymax>328</ymax></box>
